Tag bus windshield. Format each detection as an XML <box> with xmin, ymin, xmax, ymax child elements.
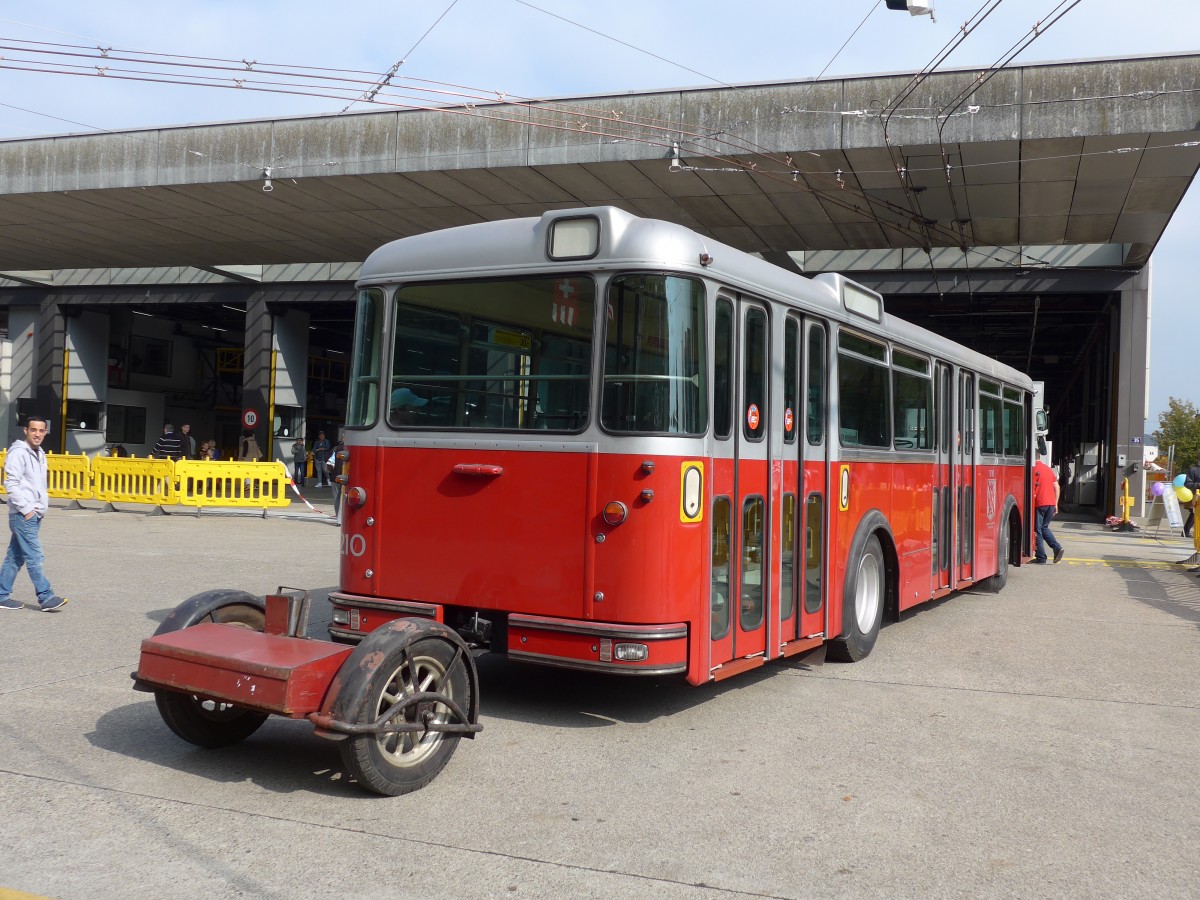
<box><xmin>387</xmin><ymin>276</ymin><xmax>595</xmax><ymax>431</ymax></box>
<box><xmin>601</xmin><ymin>274</ymin><xmax>707</xmax><ymax>435</ymax></box>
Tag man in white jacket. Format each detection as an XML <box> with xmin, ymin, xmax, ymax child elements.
<box><xmin>0</xmin><ymin>416</ymin><xmax>67</xmax><ymax>611</ymax></box>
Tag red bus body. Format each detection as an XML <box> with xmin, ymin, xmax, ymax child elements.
<box><xmin>329</xmin><ymin>208</ymin><xmax>1036</xmax><ymax>686</ymax></box>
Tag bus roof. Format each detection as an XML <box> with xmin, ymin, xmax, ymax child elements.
<box><xmin>359</xmin><ymin>206</ymin><xmax>1034</xmax><ymax>392</ymax></box>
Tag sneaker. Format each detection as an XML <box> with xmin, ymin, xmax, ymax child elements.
<box><xmin>0</xmin><ymin>598</ymin><xmax>22</xmax><ymax>611</ymax></box>
<box><xmin>40</xmin><ymin>596</ymin><xmax>68</xmax><ymax>612</ymax></box>
<box><xmin>1031</xmin><ymin>558</ymin><xmax>1048</xmax><ymax>565</ymax></box>
<box><xmin>1053</xmin><ymin>547</ymin><xmax>1065</xmax><ymax>564</ymax></box>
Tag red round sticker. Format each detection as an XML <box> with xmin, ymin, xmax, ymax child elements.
<box><xmin>746</xmin><ymin>404</ymin><xmax>760</xmax><ymax>430</ymax></box>
<box><xmin>784</xmin><ymin>407</ymin><xmax>794</xmax><ymax>433</ymax></box>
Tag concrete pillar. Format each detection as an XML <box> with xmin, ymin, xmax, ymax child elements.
<box><xmin>270</xmin><ymin>308</ymin><xmax>310</xmax><ymax>465</ymax></box>
<box><xmin>1114</xmin><ymin>267</ymin><xmax>1151</xmax><ymax>516</ymax></box>
<box><xmin>241</xmin><ymin>292</ymin><xmax>273</xmax><ymax>456</ymax></box>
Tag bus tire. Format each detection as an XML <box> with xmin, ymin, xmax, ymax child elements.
<box><xmin>338</xmin><ymin>634</ymin><xmax>472</xmax><ymax>796</ymax></box>
<box><xmin>979</xmin><ymin>516</ymin><xmax>1011</xmax><ymax>593</ymax></box>
<box><xmin>151</xmin><ymin>589</ymin><xmax>269</xmax><ymax>748</ymax></box>
<box><xmin>828</xmin><ymin>533</ymin><xmax>885</xmax><ymax>662</ymax></box>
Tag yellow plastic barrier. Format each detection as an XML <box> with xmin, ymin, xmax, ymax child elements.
<box><xmin>0</xmin><ymin>449</ymin><xmax>93</xmax><ymax>498</ymax></box>
<box><xmin>48</xmin><ymin>453</ymin><xmax>93</xmax><ymax>500</ymax></box>
<box><xmin>175</xmin><ymin>459</ymin><xmax>292</xmax><ymax>510</ymax></box>
<box><xmin>0</xmin><ymin>452</ymin><xmax>292</xmax><ymax>512</ymax></box>
<box><xmin>92</xmin><ymin>455</ymin><xmax>179</xmax><ymax>506</ymax></box>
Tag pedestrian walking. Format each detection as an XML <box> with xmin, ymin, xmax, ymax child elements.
<box><xmin>1032</xmin><ymin>457</ymin><xmax>1065</xmax><ymax>565</ymax></box>
<box><xmin>0</xmin><ymin>416</ymin><xmax>68</xmax><ymax>612</ymax></box>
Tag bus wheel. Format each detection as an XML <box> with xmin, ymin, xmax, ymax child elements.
<box><xmin>829</xmin><ymin>534</ymin><xmax>885</xmax><ymax>662</ymax></box>
<box><xmin>979</xmin><ymin>520</ymin><xmax>1010</xmax><ymax>593</ymax></box>
<box><xmin>338</xmin><ymin>636</ymin><xmax>472</xmax><ymax>796</ymax></box>
<box><xmin>152</xmin><ymin>590</ymin><xmax>269</xmax><ymax>748</ymax></box>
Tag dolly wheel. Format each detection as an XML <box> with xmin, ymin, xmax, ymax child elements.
<box><xmin>339</xmin><ymin>636</ymin><xmax>471</xmax><ymax>796</ymax></box>
<box><xmin>152</xmin><ymin>591</ymin><xmax>269</xmax><ymax>748</ymax></box>
<box><xmin>154</xmin><ymin>690</ymin><xmax>269</xmax><ymax>748</ymax></box>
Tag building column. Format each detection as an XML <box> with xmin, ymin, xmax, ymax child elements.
<box><xmin>241</xmin><ymin>292</ymin><xmax>273</xmax><ymax>456</ymax></box>
<box><xmin>1114</xmin><ymin>266</ymin><xmax>1151</xmax><ymax>516</ymax></box>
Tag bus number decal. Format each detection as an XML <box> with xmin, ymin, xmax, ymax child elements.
<box><xmin>341</xmin><ymin>533</ymin><xmax>367</xmax><ymax>557</ymax></box>
<box><xmin>839</xmin><ymin>465</ymin><xmax>850</xmax><ymax>512</ymax></box>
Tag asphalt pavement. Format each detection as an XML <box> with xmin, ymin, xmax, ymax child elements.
<box><xmin>0</xmin><ymin>500</ymin><xmax>1196</xmax><ymax>899</ymax></box>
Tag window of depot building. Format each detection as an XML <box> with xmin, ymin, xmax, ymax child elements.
<box><xmin>105</xmin><ymin>404</ymin><xmax>146</xmax><ymax>444</ymax></box>
<box><xmin>65</xmin><ymin>400</ymin><xmax>103</xmax><ymax>431</ymax></box>
<box><xmin>274</xmin><ymin>406</ymin><xmax>303</xmax><ymax>438</ymax></box>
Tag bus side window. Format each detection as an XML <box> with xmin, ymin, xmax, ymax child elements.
<box><xmin>715</xmin><ymin>300</ymin><xmax>733</xmax><ymax>439</ymax></box>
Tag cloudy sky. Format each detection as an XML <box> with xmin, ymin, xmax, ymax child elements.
<box><xmin>1</xmin><ymin>0</ymin><xmax>1196</xmax><ymax>427</ymax></box>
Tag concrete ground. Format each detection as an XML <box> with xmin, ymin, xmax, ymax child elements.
<box><xmin>0</xmin><ymin>501</ymin><xmax>1196</xmax><ymax>899</ymax></box>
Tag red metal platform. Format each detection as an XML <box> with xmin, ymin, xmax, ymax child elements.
<box><xmin>137</xmin><ymin>623</ymin><xmax>352</xmax><ymax>717</ymax></box>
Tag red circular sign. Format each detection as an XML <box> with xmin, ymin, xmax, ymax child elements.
<box><xmin>242</xmin><ymin>408</ymin><xmax>258</xmax><ymax>428</ymax></box>
<box><xmin>746</xmin><ymin>403</ymin><xmax>760</xmax><ymax>430</ymax></box>
<box><xmin>784</xmin><ymin>407</ymin><xmax>794</xmax><ymax>433</ymax></box>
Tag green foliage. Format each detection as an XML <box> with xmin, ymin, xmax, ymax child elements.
<box><xmin>1153</xmin><ymin>397</ymin><xmax>1200</xmax><ymax>472</ymax></box>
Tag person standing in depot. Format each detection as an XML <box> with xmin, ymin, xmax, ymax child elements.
<box><xmin>0</xmin><ymin>416</ymin><xmax>68</xmax><ymax>612</ymax></box>
<box><xmin>179</xmin><ymin>423</ymin><xmax>197</xmax><ymax>460</ymax></box>
<box><xmin>238</xmin><ymin>429</ymin><xmax>262</xmax><ymax>462</ymax></box>
<box><xmin>151</xmin><ymin>423</ymin><xmax>184</xmax><ymax>460</ymax></box>
<box><xmin>291</xmin><ymin>437</ymin><xmax>307</xmax><ymax>487</ymax></box>
<box><xmin>311</xmin><ymin>431</ymin><xmax>332</xmax><ymax>487</ymax></box>
<box><xmin>1032</xmin><ymin>456</ymin><xmax>1065</xmax><ymax>565</ymax></box>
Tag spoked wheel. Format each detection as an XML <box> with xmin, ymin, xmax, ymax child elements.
<box><xmin>152</xmin><ymin>590</ymin><xmax>269</xmax><ymax>748</ymax></box>
<box><xmin>829</xmin><ymin>533</ymin><xmax>885</xmax><ymax>662</ymax></box>
<box><xmin>339</xmin><ymin>636</ymin><xmax>471</xmax><ymax>796</ymax></box>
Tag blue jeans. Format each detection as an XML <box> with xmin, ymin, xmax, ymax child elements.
<box><xmin>0</xmin><ymin>512</ymin><xmax>55</xmax><ymax>604</ymax></box>
<box><xmin>1035</xmin><ymin>505</ymin><xmax>1062</xmax><ymax>560</ymax></box>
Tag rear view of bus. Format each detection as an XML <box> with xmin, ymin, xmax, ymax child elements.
<box><xmin>331</xmin><ymin>209</ymin><xmax>709</xmax><ymax>681</ymax></box>
<box><xmin>328</xmin><ymin>206</ymin><xmax>1032</xmax><ymax>687</ymax></box>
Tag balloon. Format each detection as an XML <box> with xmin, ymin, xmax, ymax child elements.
<box><xmin>1173</xmin><ymin>473</ymin><xmax>1187</xmax><ymax>488</ymax></box>
<box><xmin>1150</xmin><ymin>481</ymin><xmax>1166</xmax><ymax>496</ymax></box>
<box><xmin>1176</xmin><ymin>486</ymin><xmax>1194</xmax><ymax>504</ymax></box>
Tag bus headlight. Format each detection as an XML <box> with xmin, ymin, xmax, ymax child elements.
<box><xmin>614</xmin><ymin>643</ymin><xmax>648</xmax><ymax>661</ymax></box>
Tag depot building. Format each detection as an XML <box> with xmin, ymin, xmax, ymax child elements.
<box><xmin>1</xmin><ymin>52</ymin><xmax>1197</xmax><ymax>516</ymax></box>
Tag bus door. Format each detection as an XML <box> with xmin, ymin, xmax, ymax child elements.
<box><xmin>709</xmin><ymin>296</ymin><xmax>769</xmax><ymax>673</ymax></box>
<box><xmin>934</xmin><ymin>361</ymin><xmax>953</xmax><ymax>593</ymax></box>
<box><xmin>957</xmin><ymin>371</ymin><xmax>976</xmax><ymax>583</ymax></box>
<box><xmin>779</xmin><ymin>316</ymin><xmax>802</xmax><ymax>647</ymax></box>
<box><xmin>797</xmin><ymin>320</ymin><xmax>828</xmax><ymax>642</ymax></box>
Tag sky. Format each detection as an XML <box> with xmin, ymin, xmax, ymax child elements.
<box><xmin>0</xmin><ymin>0</ymin><xmax>1196</xmax><ymax>428</ymax></box>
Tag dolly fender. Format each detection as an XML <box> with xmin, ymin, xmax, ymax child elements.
<box><xmin>314</xmin><ymin>618</ymin><xmax>481</xmax><ymax>739</ymax></box>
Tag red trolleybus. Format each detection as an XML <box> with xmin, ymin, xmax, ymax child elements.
<box><xmin>330</xmin><ymin>206</ymin><xmax>1036</xmax><ymax>685</ymax></box>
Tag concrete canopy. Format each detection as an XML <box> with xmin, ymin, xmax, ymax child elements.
<box><xmin>1</xmin><ymin>53</ymin><xmax>1198</xmax><ymax>275</ymax></box>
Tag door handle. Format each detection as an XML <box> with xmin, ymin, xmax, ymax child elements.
<box><xmin>452</xmin><ymin>464</ymin><xmax>504</xmax><ymax>476</ymax></box>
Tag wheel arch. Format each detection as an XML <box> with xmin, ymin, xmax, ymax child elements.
<box><xmin>321</xmin><ymin>618</ymin><xmax>480</xmax><ymax>732</ymax></box>
<box><xmin>153</xmin><ymin>589</ymin><xmax>265</xmax><ymax>636</ymax></box>
<box><xmin>836</xmin><ymin>509</ymin><xmax>899</xmax><ymax>639</ymax></box>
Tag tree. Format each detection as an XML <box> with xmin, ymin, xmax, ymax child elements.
<box><xmin>1153</xmin><ymin>397</ymin><xmax>1200</xmax><ymax>473</ymax></box>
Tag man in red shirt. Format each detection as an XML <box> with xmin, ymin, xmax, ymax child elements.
<box><xmin>1032</xmin><ymin>457</ymin><xmax>1065</xmax><ymax>564</ymax></box>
